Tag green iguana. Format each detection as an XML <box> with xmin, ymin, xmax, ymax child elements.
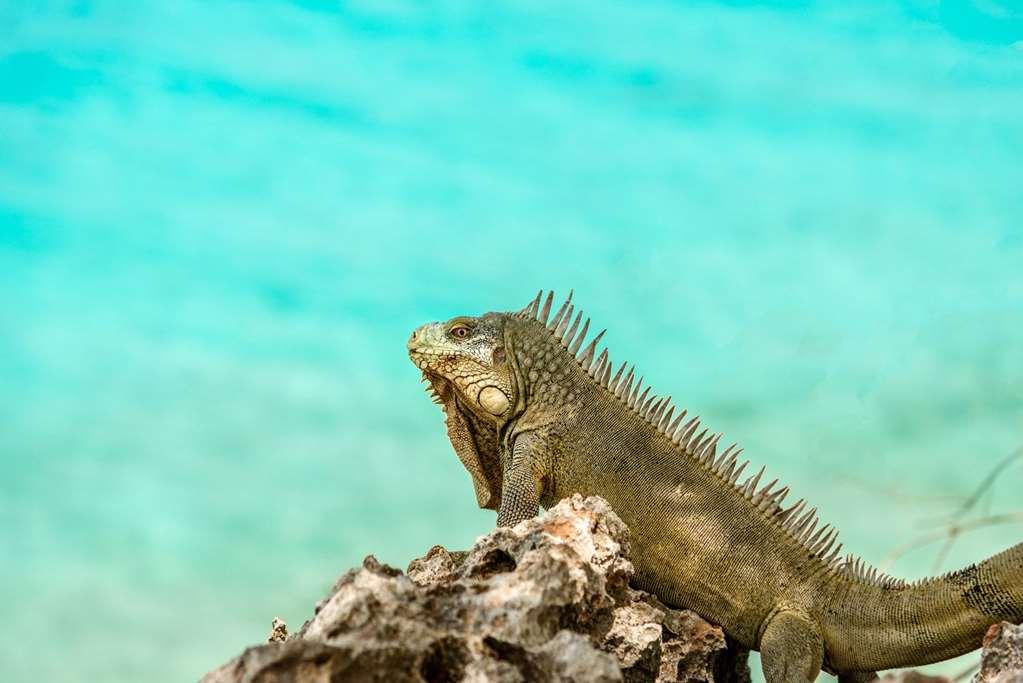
<box><xmin>406</xmin><ymin>290</ymin><xmax>1023</xmax><ymax>683</ymax></box>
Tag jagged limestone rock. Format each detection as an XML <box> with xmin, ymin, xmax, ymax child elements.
<box><xmin>202</xmin><ymin>494</ymin><xmax>1019</xmax><ymax>683</ymax></box>
<box><xmin>203</xmin><ymin>495</ymin><xmax>748</xmax><ymax>683</ymax></box>
<box><xmin>975</xmin><ymin>621</ymin><xmax>1023</xmax><ymax>683</ymax></box>
<box><xmin>266</xmin><ymin>618</ymin><xmax>287</xmax><ymax>644</ymax></box>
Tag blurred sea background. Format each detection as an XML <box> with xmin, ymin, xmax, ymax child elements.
<box><xmin>2</xmin><ymin>1</ymin><xmax>1022</xmax><ymax>681</ymax></box>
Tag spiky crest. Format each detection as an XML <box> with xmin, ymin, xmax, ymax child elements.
<box><xmin>516</xmin><ymin>290</ymin><xmax>907</xmax><ymax>589</ymax></box>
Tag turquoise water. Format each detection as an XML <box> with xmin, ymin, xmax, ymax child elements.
<box><xmin>2</xmin><ymin>1</ymin><xmax>1022</xmax><ymax>680</ymax></box>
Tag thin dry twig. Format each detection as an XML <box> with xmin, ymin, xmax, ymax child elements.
<box><xmin>941</xmin><ymin>446</ymin><xmax>1023</xmax><ymax>522</ymax></box>
<box><xmin>880</xmin><ymin>446</ymin><xmax>1023</xmax><ymax>573</ymax></box>
<box><xmin>880</xmin><ymin>513</ymin><xmax>1023</xmax><ymax>572</ymax></box>
<box><xmin>880</xmin><ymin>446</ymin><xmax>1022</xmax><ymax>683</ymax></box>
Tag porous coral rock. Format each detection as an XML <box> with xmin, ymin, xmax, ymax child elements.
<box><xmin>974</xmin><ymin>621</ymin><xmax>1023</xmax><ymax>683</ymax></box>
<box><xmin>203</xmin><ymin>495</ymin><xmax>746</xmax><ymax>683</ymax></box>
<box><xmin>204</xmin><ymin>494</ymin><xmax>1021</xmax><ymax>683</ymax></box>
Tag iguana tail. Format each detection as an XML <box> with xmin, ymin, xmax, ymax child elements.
<box><xmin>824</xmin><ymin>542</ymin><xmax>1023</xmax><ymax>673</ymax></box>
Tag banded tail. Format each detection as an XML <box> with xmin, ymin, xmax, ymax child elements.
<box><xmin>825</xmin><ymin>541</ymin><xmax>1023</xmax><ymax>673</ymax></box>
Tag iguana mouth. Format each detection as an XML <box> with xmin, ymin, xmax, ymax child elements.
<box><xmin>410</xmin><ymin>348</ymin><xmax>491</xmax><ymax>379</ymax></box>
<box><xmin>420</xmin><ymin>371</ymin><xmax>448</xmax><ymax>406</ymax></box>
<box><xmin>408</xmin><ymin>347</ymin><xmax>470</xmax><ymax>373</ymax></box>
<box><xmin>409</xmin><ymin>350</ymin><xmax>451</xmax><ymax>368</ymax></box>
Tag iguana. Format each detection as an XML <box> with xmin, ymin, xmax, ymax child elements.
<box><xmin>406</xmin><ymin>290</ymin><xmax>1023</xmax><ymax>683</ymax></box>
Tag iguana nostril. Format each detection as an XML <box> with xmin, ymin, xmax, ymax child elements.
<box><xmin>407</xmin><ymin>328</ymin><xmax>423</xmax><ymax>351</ymax></box>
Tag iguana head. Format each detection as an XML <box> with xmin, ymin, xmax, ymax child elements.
<box><xmin>407</xmin><ymin>312</ymin><xmax>518</xmax><ymax>510</ymax></box>
<box><xmin>408</xmin><ymin>291</ymin><xmax>606</xmax><ymax>510</ymax></box>
<box><xmin>407</xmin><ymin>313</ymin><xmax>518</xmax><ymax>422</ymax></box>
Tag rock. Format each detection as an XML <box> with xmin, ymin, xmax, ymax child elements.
<box><xmin>975</xmin><ymin>622</ymin><xmax>1023</xmax><ymax>683</ymax></box>
<box><xmin>266</xmin><ymin>618</ymin><xmax>287</xmax><ymax>644</ymax></box>
<box><xmin>203</xmin><ymin>494</ymin><xmax>1021</xmax><ymax>683</ymax></box>
<box><xmin>203</xmin><ymin>495</ymin><xmax>749</xmax><ymax>683</ymax></box>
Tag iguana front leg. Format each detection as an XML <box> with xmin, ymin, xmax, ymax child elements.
<box><xmin>496</xmin><ymin>432</ymin><xmax>547</xmax><ymax>527</ymax></box>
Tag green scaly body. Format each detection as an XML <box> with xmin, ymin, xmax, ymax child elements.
<box><xmin>408</xmin><ymin>290</ymin><xmax>1023</xmax><ymax>682</ymax></box>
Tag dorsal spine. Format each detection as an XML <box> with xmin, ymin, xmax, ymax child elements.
<box><xmin>517</xmin><ymin>289</ymin><xmax>907</xmax><ymax>588</ymax></box>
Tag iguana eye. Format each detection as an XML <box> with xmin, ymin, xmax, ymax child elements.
<box><xmin>449</xmin><ymin>324</ymin><xmax>471</xmax><ymax>339</ymax></box>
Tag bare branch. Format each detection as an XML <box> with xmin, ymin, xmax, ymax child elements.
<box><xmin>881</xmin><ymin>445</ymin><xmax>1023</xmax><ymax>573</ymax></box>
<box><xmin>944</xmin><ymin>446</ymin><xmax>1023</xmax><ymax>521</ymax></box>
<box><xmin>881</xmin><ymin>512</ymin><xmax>1023</xmax><ymax>572</ymax></box>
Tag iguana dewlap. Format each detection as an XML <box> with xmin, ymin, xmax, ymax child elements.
<box><xmin>407</xmin><ymin>290</ymin><xmax>1023</xmax><ymax>683</ymax></box>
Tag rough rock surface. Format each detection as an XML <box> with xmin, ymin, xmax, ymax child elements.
<box><xmin>202</xmin><ymin>494</ymin><xmax>1022</xmax><ymax>683</ymax></box>
<box><xmin>267</xmin><ymin>618</ymin><xmax>287</xmax><ymax>644</ymax></box>
<box><xmin>203</xmin><ymin>495</ymin><xmax>750</xmax><ymax>683</ymax></box>
<box><xmin>974</xmin><ymin>622</ymin><xmax>1023</xmax><ymax>683</ymax></box>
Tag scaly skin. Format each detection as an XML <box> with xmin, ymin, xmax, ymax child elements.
<box><xmin>407</xmin><ymin>291</ymin><xmax>1023</xmax><ymax>683</ymax></box>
